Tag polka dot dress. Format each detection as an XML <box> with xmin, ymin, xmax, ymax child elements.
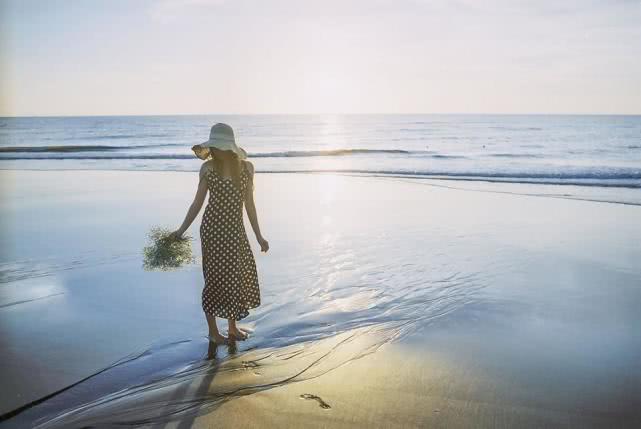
<box><xmin>200</xmin><ymin>161</ymin><xmax>260</xmax><ymax>321</ymax></box>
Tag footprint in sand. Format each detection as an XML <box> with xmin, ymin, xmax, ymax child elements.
<box><xmin>300</xmin><ymin>394</ymin><xmax>331</xmax><ymax>409</ymax></box>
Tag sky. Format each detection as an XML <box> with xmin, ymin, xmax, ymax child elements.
<box><xmin>1</xmin><ymin>0</ymin><xmax>640</xmax><ymax>116</ymax></box>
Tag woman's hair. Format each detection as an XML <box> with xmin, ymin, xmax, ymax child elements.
<box><xmin>211</xmin><ymin>150</ymin><xmax>244</xmax><ymax>193</ymax></box>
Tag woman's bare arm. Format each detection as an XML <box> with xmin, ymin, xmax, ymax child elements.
<box><xmin>172</xmin><ymin>163</ymin><xmax>210</xmax><ymax>237</ymax></box>
<box><xmin>244</xmin><ymin>161</ymin><xmax>269</xmax><ymax>252</ymax></box>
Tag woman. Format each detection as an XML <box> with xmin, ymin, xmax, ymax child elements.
<box><xmin>170</xmin><ymin>123</ymin><xmax>269</xmax><ymax>344</ymax></box>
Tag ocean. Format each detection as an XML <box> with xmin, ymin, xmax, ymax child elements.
<box><xmin>1</xmin><ymin>114</ymin><xmax>640</xmax><ymax>188</ymax></box>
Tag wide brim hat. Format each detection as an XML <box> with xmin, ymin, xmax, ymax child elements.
<box><xmin>193</xmin><ymin>123</ymin><xmax>248</xmax><ymax>160</ymax></box>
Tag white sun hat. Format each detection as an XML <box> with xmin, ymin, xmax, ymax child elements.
<box><xmin>194</xmin><ymin>123</ymin><xmax>248</xmax><ymax>160</ymax></box>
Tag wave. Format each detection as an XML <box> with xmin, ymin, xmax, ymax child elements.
<box><xmin>1</xmin><ymin>153</ymin><xmax>198</xmax><ymax>159</ymax></box>
<box><xmin>261</xmin><ymin>170</ymin><xmax>641</xmax><ymax>188</ymax></box>
<box><xmin>0</xmin><ymin>144</ymin><xmax>180</xmax><ymax>153</ymax></box>
<box><xmin>0</xmin><ymin>148</ymin><xmax>477</xmax><ymax>161</ymax></box>
<box><xmin>489</xmin><ymin>126</ymin><xmax>543</xmax><ymax>131</ymax></box>
<box><xmin>64</xmin><ymin>134</ymin><xmax>170</xmax><ymax>141</ymax></box>
<box><xmin>251</xmin><ymin>149</ymin><xmax>411</xmax><ymax>157</ymax></box>
<box><xmin>1</xmin><ymin>164</ymin><xmax>638</xmax><ymax>188</ymax></box>
<box><xmin>5</xmin><ymin>146</ymin><xmax>631</xmax><ymax>163</ymax></box>
<box><xmin>2</xmin><ymin>147</ymin><xmax>640</xmax><ymax>188</ymax></box>
<box><xmin>430</xmin><ymin>154</ymin><xmax>467</xmax><ymax>159</ymax></box>
<box><xmin>0</xmin><ymin>147</ymin><xmax>414</xmax><ymax>156</ymax></box>
<box><xmin>488</xmin><ymin>153</ymin><xmax>543</xmax><ymax>159</ymax></box>
<box><xmin>313</xmin><ymin>169</ymin><xmax>641</xmax><ymax>180</ymax></box>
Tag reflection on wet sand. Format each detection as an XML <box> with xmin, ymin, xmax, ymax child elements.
<box><xmin>1</xmin><ymin>171</ymin><xmax>640</xmax><ymax>428</ymax></box>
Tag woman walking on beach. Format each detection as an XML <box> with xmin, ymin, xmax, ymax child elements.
<box><xmin>170</xmin><ymin>123</ymin><xmax>269</xmax><ymax>344</ymax></box>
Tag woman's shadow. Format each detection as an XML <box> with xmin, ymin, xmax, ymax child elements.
<box><xmin>207</xmin><ymin>337</ymin><xmax>238</xmax><ymax>360</ymax></box>
<box><xmin>146</xmin><ymin>336</ymin><xmax>241</xmax><ymax>429</ymax></box>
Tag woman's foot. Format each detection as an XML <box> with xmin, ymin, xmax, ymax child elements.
<box><xmin>208</xmin><ymin>332</ymin><xmax>228</xmax><ymax>344</ymax></box>
<box><xmin>228</xmin><ymin>326</ymin><xmax>248</xmax><ymax>340</ymax></box>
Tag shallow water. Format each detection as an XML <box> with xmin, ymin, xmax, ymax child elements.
<box><xmin>1</xmin><ymin>171</ymin><xmax>640</xmax><ymax>427</ymax></box>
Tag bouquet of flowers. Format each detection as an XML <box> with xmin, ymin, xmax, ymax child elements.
<box><xmin>143</xmin><ymin>226</ymin><xmax>195</xmax><ymax>271</ymax></box>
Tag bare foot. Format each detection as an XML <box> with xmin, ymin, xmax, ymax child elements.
<box><xmin>228</xmin><ymin>327</ymin><xmax>248</xmax><ymax>340</ymax></box>
<box><xmin>208</xmin><ymin>332</ymin><xmax>228</xmax><ymax>344</ymax></box>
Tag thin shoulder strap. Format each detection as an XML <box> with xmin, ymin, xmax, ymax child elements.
<box><xmin>199</xmin><ymin>161</ymin><xmax>212</xmax><ymax>181</ymax></box>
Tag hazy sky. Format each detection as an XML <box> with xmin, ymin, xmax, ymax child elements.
<box><xmin>1</xmin><ymin>0</ymin><xmax>640</xmax><ymax>116</ymax></box>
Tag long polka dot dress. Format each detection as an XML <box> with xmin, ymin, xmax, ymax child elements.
<box><xmin>200</xmin><ymin>161</ymin><xmax>260</xmax><ymax>321</ymax></box>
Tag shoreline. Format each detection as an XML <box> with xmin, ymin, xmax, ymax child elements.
<box><xmin>2</xmin><ymin>166</ymin><xmax>640</xmax><ymax>191</ymax></box>
<box><xmin>2</xmin><ymin>168</ymin><xmax>640</xmax><ymax>207</ymax></box>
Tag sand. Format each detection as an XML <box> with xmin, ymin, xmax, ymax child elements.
<box><xmin>1</xmin><ymin>170</ymin><xmax>640</xmax><ymax>428</ymax></box>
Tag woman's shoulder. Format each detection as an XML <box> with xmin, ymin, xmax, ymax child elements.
<box><xmin>241</xmin><ymin>160</ymin><xmax>254</xmax><ymax>175</ymax></box>
<box><xmin>199</xmin><ymin>160</ymin><xmax>214</xmax><ymax>178</ymax></box>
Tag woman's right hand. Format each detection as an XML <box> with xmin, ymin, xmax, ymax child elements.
<box><xmin>258</xmin><ymin>236</ymin><xmax>269</xmax><ymax>253</ymax></box>
<box><xmin>168</xmin><ymin>230</ymin><xmax>183</xmax><ymax>241</ymax></box>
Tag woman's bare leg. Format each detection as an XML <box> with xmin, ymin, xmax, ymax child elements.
<box><xmin>205</xmin><ymin>313</ymin><xmax>227</xmax><ymax>343</ymax></box>
<box><xmin>228</xmin><ymin>318</ymin><xmax>248</xmax><ymax>340</ymax></box>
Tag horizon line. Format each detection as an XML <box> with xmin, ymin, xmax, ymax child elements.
<box><xmin>2</xmin><ymin>112</ymin><xmax>641</xmax><ymax>119</ymax></box>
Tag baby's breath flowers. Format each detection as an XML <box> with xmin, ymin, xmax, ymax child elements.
<box><xmin>143</xmin><ymin>226</ymin><xmax>195</xmax><ymax>271</ymax></box>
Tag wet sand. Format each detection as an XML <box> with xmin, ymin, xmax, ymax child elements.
<box><xmin>1</xmin><ymin>170</ymin><xmax>640</xmax><ymax>428</ymax></box>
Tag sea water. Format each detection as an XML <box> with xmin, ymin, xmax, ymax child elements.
<box><xmin>1</xmin><ymin>114</ymin><xmax>640</xmax><ymax>188</ymax></box>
